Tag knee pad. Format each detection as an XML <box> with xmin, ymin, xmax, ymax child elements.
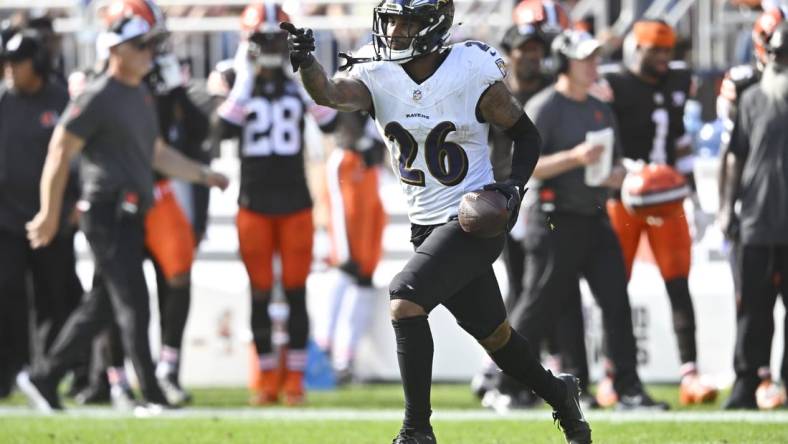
<box><xmin>478</xmin><ymin>320</ymin><xmax>512</xmax><ymax>353</ymax></box>
<box><xmin>389</xmin><ymin>271</ymin><xmax>420</xmax><ymax>302</ymax></box>
<box><xmin>285</xmin><ymin>289</ymin><xmax>308</xmax><ymax>349</ymax></box>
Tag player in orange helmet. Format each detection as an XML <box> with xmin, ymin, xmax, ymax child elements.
<box><xmin>212</xmin><ymin>2</ymin><xmax>337</xmax><ymax>406</ymax></box>
<box><xmin>598</xmin><ymin>19</ymin><xmax>717</xmax><ymax>406</ymax></box>
<box><xmin>513</xmin><ymin>0</ymin><xmax>571</xmax><ymax>43</ymax></box>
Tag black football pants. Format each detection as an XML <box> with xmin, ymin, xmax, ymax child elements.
<box><xmin>500</xmin><ymin>234</ymin><xmax>588</xmax><ymax>392</ymax></box>
<box><xmin>511</xmin><ymin>211</ymin><xmax>641</xmax><ymax>394</ymax></box>
<box><xmin>34</xmin><ymin>202</ymin><xmax>166</xmax><ymax>404</ymax></box>
<box><xmin>389</xmin><ymin>220</ymin><xmax>508</xmax><ymax>337</ymax></box>
<box><xmin>734</xmin><ymin>244</ymin><xmax>788</xmax><ymax>385</ymax></box>
<box><xmin>0</xmin><ymin>229</ymin><xmax>82</xmax><ymax>385</ymax></box>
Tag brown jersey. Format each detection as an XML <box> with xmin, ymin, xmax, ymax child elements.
<box><xmin>601</xmin><ymin>63</ymin><xmax>692</xmax><ymax>166</ymax></box>
<box><xmin>216</xmin><ymin>66</ymin><xmax>337</xmax><ymax>215</ymax></box>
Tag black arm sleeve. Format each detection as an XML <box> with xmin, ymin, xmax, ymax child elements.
<box><xmin>503</xmin><ymin>113</ymin><xmax>542</xmax><ymax>187</ymax></box>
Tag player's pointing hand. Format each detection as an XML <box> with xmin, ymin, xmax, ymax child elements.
<box><xmin>280</xmin><ymin>22</ymin><xmax>315</xmax><ymax>72</ymax></box>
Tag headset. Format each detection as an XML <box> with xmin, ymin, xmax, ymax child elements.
<box><xmin>5</xmin><ymin>29</ymin><xmax>51</xmax><ymax>76</ymax></box>
<box><xmin>550</xmin><ymin>30</ymin><xmax>571</xmax><ymax>74</ymax></box>
<box><xmin>28</xmin><ymin>31</ymin><xmax>50</xmax><ymax>76</ymax></box>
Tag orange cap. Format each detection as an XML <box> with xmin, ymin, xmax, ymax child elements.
<box><xmin>633</xmin><ymin>20</ymin><xmax>676</xmax><ymax>48</ymax></box>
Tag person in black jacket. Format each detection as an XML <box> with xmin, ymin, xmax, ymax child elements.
<box><xmin>0</xmin><ymin>29</ymin><xmax>81</xmax><ymax>399</ymax></box>
<box><xmin>720</xmin><ymin>22</ymin><xmax>788</xmax><ymax>410</ymax></box>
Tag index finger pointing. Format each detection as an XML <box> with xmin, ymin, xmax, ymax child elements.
<box><xmin>279</xmin><ymin>22</ymin><xmax>300</xmax><ymax>35</ymax></box>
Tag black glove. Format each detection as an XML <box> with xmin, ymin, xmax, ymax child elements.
<box><xmin>280</xmin><ymin>22</ymin><xmax>315</xmax><ymax>72</ymax></box>
<box><xmin>483</xmin><ymin>180</ymin><xmax>526</xmax><ymax>231</ymax></box>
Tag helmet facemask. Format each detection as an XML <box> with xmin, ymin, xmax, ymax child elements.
<box><xmin>247</xmin><ymin>30</ymin><xmax>288</xmax><ymax>69</ymax></box>
<box><xmin>372</xmin><ymin>1</ymin><xmax>453</xmax><ymax>64</ymax></box>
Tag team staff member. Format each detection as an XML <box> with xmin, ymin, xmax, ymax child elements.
<box><xmin>717</xmin><ymin>6</ymin><xmax>788</xmax><ymax>409</ymax></box>
<box><xmin>17</xmin><ymin>0</ymin><xmax>228</xmax><ymax>412</ymax></box>
<box><xmin>215</xmin><ymin>2</ymin><xmax>337</xmax><ymax>406</ymax></box>
<box><xmin>480</xmin><ymin>21</ymin><xmax>590</xmax><ymax>410</ymax></box>
<box><xmin>73</xmin><ymin>53</ymin><xmax>211</xmax><ymax>408</ymax></box>
<box><xmin>721</xmin><ymin>22</ymin><xmax>788</xmax><ymax>410</ymax></box>
<box><xmin>317</xmin><ymin>111</ymin><xmax>386</xmax><ymax>383</ymax></box>
<box><xmin>0</xmin><ymin>30</ymin><xmax>79</xmax><ymax>397</ymax></box>
<box><xmin>599</xmin><ymin>19</ymin><xmax>717</xmax><ymax>406</ymax></box>
<box><xmin>506</xmin><ymin>29</ymin><xmax>667</xmax><ymax>411</ymax></box>
<box><xmin>284</xmin><ymin>0</ymin><xmax>592</xmax><ymax>441</ymax></box>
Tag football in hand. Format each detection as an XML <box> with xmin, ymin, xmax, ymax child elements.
<box><xmin>458</xmin><ymin>190</ymin><xmax>508</xmax><ymax>238</ymax></box>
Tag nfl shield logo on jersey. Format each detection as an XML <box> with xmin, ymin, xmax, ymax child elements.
<box><xmin>495</xmin><ymin>58</ymin><xmax>507</xmax><ymax>78</ymax></box>
<box><xmin>413</xmin><ymin>89</ymin><xmax>423</xmax><ymax>101</ymax></box>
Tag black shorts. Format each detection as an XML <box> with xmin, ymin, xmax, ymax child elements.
<box><xmin>388</xmin><ymin>220</ymin><xmax>508</xmax><ymax>340</ymax></box>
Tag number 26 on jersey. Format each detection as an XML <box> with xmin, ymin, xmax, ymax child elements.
<box><xmin>385</xmin><ymin>121</ymin><xmax>469</xmax><ymax>187</ymax></box>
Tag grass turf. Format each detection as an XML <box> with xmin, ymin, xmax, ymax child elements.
<box><xmin>2</xmin><ymin>384</ymin><xmax>787</xmax><ymax>443</ymax></box>
<box><xmin>1</xmin><ymin>417</ymin><xmax>787</xmax><ymax>444</ymax></box>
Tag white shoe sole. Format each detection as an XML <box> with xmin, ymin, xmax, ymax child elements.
<box><xmin>134</xmin><ymin>404</ymin><xmax>164</xmax><ymax>418</ymax></box>
<box><xmin>15</xmin><ymin>371</ymin><xmax>54</xmax><ymax>414</ymax></box>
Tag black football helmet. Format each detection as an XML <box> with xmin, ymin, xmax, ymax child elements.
<box><xmin>372</xmin><ymin>0</ymin><xmax>454</xmax><ymax>64</ymax></box>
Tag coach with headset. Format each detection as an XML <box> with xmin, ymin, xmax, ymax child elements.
<box><xmin>498</xmin><ymin>29</ymin><xmax>668</xmax><ymax>409</ymax></box>
<box><xmin>0</xmin><ymin>29</ymin><xmax>81</xmax><ymax>397</ymax></box>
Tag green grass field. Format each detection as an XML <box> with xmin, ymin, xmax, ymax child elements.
<box><xmin>2</xmin><ymin>384</ymin><xmax>788</xmax><ymax>443</ymax></box>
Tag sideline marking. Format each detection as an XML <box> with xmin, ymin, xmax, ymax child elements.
<box><xmin>1</xmin><ymin>407</ymin><xmax>788</xmax><ymax>423</ymax></box>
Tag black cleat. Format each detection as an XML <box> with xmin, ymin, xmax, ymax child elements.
<box><xmin>552</xmin><ymin>374</ymin><xmax>592</xmax><ymax>444</ymax></box>
<box><xmin>158</xmin><ymin>373</ymin><xmax>192</xmax><ymax>406</ymax></box>
<box><xmin>74</xmin><ymin>383</ymin><xmax>110</xmax><ymax>405</ymax></box>
<box><xmin>723</xmin><ymin>378</ymin><xmax>758</xmax><ymax>410</ymax></box>
<box><xmin>16</xmin><ymin>371</ymin><xmax>62</xmax><ymax>412</ymax></box>
<box><xmin>391</xmin><ymin>428</ymin><xmax>437</xmax><ymax>444</ymax></box>
<box><xmin>616</xmin><ymin>387</ymin><xmax>670</xmax><ymax>411</ymax></box>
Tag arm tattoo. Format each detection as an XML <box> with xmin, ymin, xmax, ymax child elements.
<box><xmin>300</xmin><ymin>59</ymin><xmax>371</xmax><ymax>112</ymax></box>
<box><xmin>300</xmin><ymin>61</ymin><xmax>333</xmax><ymax>106</ymax></box>
<box><xmin>479</xmin><ymin>82</ymin><xmax>524</xmax><ymax>129</ymax></box>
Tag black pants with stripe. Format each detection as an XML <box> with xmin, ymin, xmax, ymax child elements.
<box><xmin>33</xmin><ymin>202</ymin><xmax>167</xmax><ymax>404</ymax></box>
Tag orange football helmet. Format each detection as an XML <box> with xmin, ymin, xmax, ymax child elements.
<box><xmin>753</xmin><ymin>7</ymin><xmax>788</xmax><ymax>67</ymax></box>
<box><xmin>240</xmin><ymin>2</ymin><xmax>291</xmax><ymax>37</ymax></box>
<box><xmin>513</xmin><ymin>0</ymin><xmax>570</xmax><ymax>36</ymax></box>
<box><xmin>621</xmin><ymin>164</ymin><xmax>690</xmax><ymax>218</ymax></box>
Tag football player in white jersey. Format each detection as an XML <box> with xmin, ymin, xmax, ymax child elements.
<box><xmin>282</xmin><ymin>1</ymin><xmax>590</xmax><ymax>443</ymax></box>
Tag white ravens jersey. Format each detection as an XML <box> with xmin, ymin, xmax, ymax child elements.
<box><xmin>348</xmin><ymin>41</ymin><xmax>507</xmax><ymax>225</ymax></box>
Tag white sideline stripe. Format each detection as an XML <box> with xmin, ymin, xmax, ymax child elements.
<box><xmin>1</xmin><ymin>407</ymin><xmax>788</xmax><ymax>423</ymax></box>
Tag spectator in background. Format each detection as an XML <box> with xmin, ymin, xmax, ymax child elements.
<box><xmin>720</xmin><ymin>21</ymin><xmax>788</xmax><ymax>410</ymax></box>
<box><xmin>0</xmin><ymin>29</ymin><xmax>80</xmax><ymax>399</ymax></box>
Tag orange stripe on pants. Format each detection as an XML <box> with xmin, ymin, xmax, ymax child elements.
<box><xmin>145</xmin><ymin>180</ymin><xmax>195</xmax><ymax>280</ymax></box>
<box><xmin>606</xmin><ymin>199</ymin><xmax>691</xmax><ymax>281</ymax></box>
<box><xmin>236</xmin><ymin>207</ymin><xmax>314</xmax><ymax>291</ymax></box>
